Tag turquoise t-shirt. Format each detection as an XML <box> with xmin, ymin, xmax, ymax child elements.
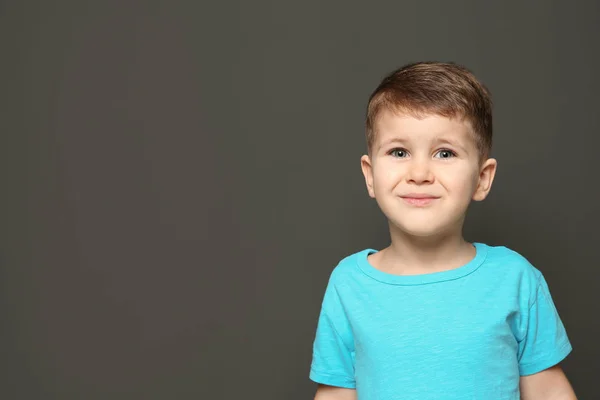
<box><xmin>310</xmin><ymin>243</ymin><xmax>572</xmax><ymax>399</ymax></box>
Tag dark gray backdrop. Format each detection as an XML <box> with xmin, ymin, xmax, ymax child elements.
<box><xmin>1</xmin><ymin>1</ymin><xmax>598</xmax><ymax>399</ymax></box>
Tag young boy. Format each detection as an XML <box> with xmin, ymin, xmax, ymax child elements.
<box><xmin>309</xmin><ymin>62</ymin><xmax>576</xmax><ymax>400</ymax></box>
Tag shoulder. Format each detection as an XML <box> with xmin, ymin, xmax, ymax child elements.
<box><xmin>317</xmin><ymin>249</ymin><xmax>373</xmax><ymax>320</ymax></box>
<box><xmin>327</xmin><ymin>248</ymin><xmax>373</xmax><ymax>282</ymax></box>
<box><xmin>480</xmin><ymin>243</ymin><xmax>544</xmax><ymax>304</ymax></box>
<box><xmin>485</xmin><ymin>243</ymin><xmax>541</xmax><ymax>273</ymax></box>
<box><xmin>319</xmin><ymin>248</ymin><xmax>374</xmax><ymax>306</ymax></box>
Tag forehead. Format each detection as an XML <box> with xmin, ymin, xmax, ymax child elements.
<box><xmin>373</xmin><ymin>110</ymin><xmax>475</xmax><ymax>147</ymax></box>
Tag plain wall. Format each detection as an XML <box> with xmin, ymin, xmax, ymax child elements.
<box><xmin>1</xmin><ymin>1</ymin><xmax>598</xmax><ymax>398</ymax></box>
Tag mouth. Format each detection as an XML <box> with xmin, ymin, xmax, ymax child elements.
<box><xmin>400</xmin><ymin>194</ymin><xmax>440</xmax><ymax>207</ymax></box>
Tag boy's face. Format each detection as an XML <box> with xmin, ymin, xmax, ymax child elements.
<box><xmin>361</xmin><ymin>110</ymin><xmax>497</xmax><ymax>238</ymax></box>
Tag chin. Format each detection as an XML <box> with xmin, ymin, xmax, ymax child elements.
<box><xmin>400</xmin><ymin>227</ymin><xmax>444</xmax><ymax>238</ymax></box>
<box><xmin>389</xmin><ymin>218</ymin><xmax>451</xmax><ymax>238</ymax></box>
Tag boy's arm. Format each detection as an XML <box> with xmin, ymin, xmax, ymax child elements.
<box><xmin>520</xmin><ymin>365</ymin><xmax>577</xmax><ymax>400</ymax></box>
<box><xmin>314</xmin><ymin>384</ymin><xmax>357</xmax><ymax>400</ymax></box>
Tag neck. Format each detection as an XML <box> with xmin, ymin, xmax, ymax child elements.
<box><xmin>379</xmin><ymin>223</ymin><xmax>474</xmax><ymax>274</ymax></box>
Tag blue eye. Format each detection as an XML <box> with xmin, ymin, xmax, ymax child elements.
<box><xmin>390</xmin><ymin>148</ymin><xmax>409</xmax><ymax>158</ymax></box>
<box><xmin>435</xmin><ymin>149</ymin><xmax>456</xmax><ymax>159</ymax></box>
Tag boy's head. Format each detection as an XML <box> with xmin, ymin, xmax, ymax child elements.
<box><xmin>361</xmin><ymin>62</ymin><xmax>497</xmax><ymax>238</ymax></box>
<box><xmin>366</xmin><ymin>61</ymin><xmax>493</xmax><ymax>160</ymax></box>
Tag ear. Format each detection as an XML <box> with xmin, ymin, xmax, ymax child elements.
<box><xmin>361</xmin><ymin>154</ymin><xmax>376</xmax><ymax>198</ymax></box>
<box><xmin>473</xmin><ymin>158</ymin><xmax>497</xmax><ymax>201</ymax></box>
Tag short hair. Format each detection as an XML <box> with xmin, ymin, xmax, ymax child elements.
<box><xmin>366</xmin><ymin>62</ymin><xmax>493</xmax><ymax>159</ymax></box>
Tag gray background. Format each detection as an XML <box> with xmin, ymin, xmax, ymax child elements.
<box><xmin>1</xmin><ymin>1</ymin><xmax>598</xmax><ymax>399</ymax></box>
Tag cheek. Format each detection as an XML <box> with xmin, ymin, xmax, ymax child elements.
<box><xmin>438</xmin><ymin>166</ymin><xmax>479</xmax><ymax>195</ymax></box>
<box><xmin>373</xmin><ymin>165</ymin><xmax>403</xmax><ymax>189</ymax></box>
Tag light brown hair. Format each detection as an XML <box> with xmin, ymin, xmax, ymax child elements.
<box><xmin>366</xmin><ymin>62</ymin><xmax>493</xmax><ymax>159</ymax></box>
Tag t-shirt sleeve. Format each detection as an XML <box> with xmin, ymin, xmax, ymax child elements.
<box><xmin>517</xmin><ymin>274</ymin><xmax>572</xmax><ymax>376</ymax></box>
<box><xmin>309</xmin><ymin>277</ymin><xmax>356</xmax><ymax>388</ymax></box>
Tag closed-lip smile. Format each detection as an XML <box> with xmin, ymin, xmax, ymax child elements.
<box><xmin>401</xmin><ymin>193</ymin><xmax>440</xmax><ymax>199</ymax></box>
<box><xmin>400</xmin><ymin>193</ymin><xmax>440</xmax><ymax>206</ymax></box>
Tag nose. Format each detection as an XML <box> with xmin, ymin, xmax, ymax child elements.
<box><xmin>406</xmin><ymin>158</ymin><xmax>434</xmax><ymax>184</ymax></box>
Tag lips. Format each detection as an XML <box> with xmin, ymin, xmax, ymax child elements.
<box><xmin>401</xmin><ymin>193</ymin><xmax>439</xmax><ymax>199</ymax></box>
<box><xmin>400</xmin><ymin>193</ymin><xmax>440</xmax><ymax>206</ymax></box>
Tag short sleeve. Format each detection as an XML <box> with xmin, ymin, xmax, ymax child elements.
<box><xmin>517</xmin><ymin>274</ymin><xmax>572</xmax><ymax>376</ymax></box>
<box><xmin>309</xmin><ymin>278</ymin><xmax>356</xmax><ymax>388</ymax></box>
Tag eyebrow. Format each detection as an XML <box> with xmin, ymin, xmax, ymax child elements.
<box><xmin>377</xmin><ymin>136</ymin><xmax>470</xmax><ymax>153</ymax></box>
<box><xmin>378</xmin><ymin>138</ymin><xmax>406</xmax><ymax>151</ymax></box>
<box><xmin>432</xmin><ymin>137</ymin><xmax>468</xmax><ymax>153</ymax></box>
